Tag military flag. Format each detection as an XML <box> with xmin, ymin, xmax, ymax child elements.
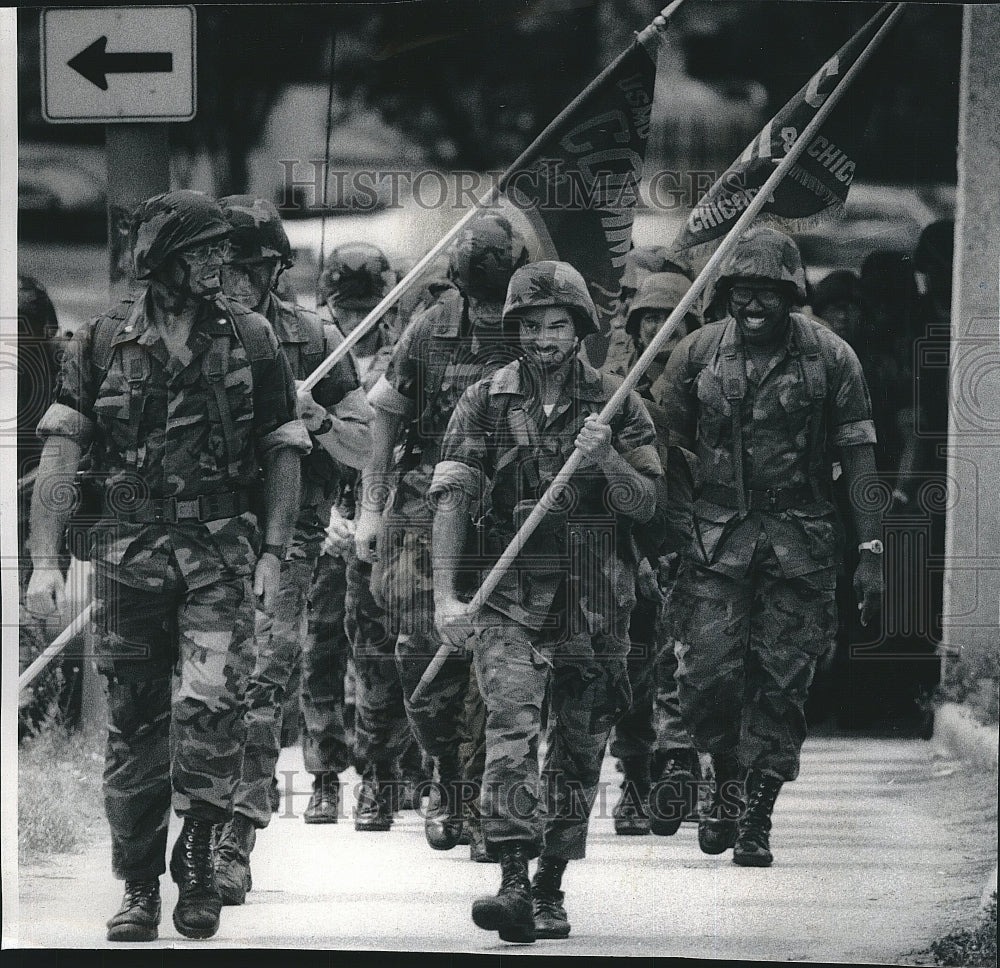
<box><xmin>496</xmin><ymin>22</ymin><xmax>661</xmax><ymax>328</ymax></box>
<box><xmin>673</xmin><ymin>2</ymin><xmax>901</xmax><ymax>255</ymax></box>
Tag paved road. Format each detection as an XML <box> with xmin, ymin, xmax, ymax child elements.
<box><xmin>14</xmin><ymin>735</ymin><xmax>997</xmax><ymax>958</ymax></box>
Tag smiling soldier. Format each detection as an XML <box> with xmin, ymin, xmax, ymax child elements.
<box><xmin>650</xmin><ymin>226</ymin><xmax>884</xmax><ymax>868</ymax></box>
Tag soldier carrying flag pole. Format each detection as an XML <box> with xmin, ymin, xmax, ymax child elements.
<box><xmin>418</xmin><ymin>1</ymin><xmax>906</xmax><ymax>705</ymax></box>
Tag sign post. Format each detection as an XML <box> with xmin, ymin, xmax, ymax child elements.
<box><xmin>38</xmin><ymin>6</ymin><xmax>197</xmax><ymax>719</ymax></box>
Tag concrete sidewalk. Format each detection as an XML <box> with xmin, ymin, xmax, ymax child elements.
<box><xmin>13</xmin><ymin>735</ymin><xmax>998</xmax><ymax>958</ymax></box>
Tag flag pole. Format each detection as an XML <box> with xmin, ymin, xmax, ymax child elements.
<box><xmin>411</xmin><ymin>1</ymin><xmax>906</xmax><ymax>702</ymax></box>
<box><xmin>18</xmin><ymin>603</ymin><xmax>94</xmax><ymax>694</ymax></box>
<box><xmin>298</xmin><ymin>0</ymin><xmax>686</xmax><ymax>393</ymax></box>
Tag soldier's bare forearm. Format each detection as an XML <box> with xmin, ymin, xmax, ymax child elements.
<box><xmin>261</xmin><ymin>448</ymin><xmax>301</xmax><ymax>549</ymax></box>
<box><xmin>432</xmin><ymin>491</ymin><xmax>470</xmax><ymax>599</ymax></box>
<box><xmin>361</xmin><ymin>408</ymin><xmax>403</xmax><ymax>511</ymax></box>
<box><xmin>841</xmin><ymin>443</ymin><xmax>882</xmax><ymax>542</ymax></box>
<box><xmin>600</xmin><ymin>449</ymin><xmax>657</xmax><ymax>523</ymax></box>
<box><xmin>29</xmin><ymin>437</ymin><xmax>82</xmax><ymax>563</ymax></box>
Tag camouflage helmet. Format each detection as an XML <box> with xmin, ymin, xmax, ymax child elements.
<box><xmin>448</xmin><ymin>213</ymin><xmax>519</xmax><ymax>302</ymax></box>
<box><xmin>218</xmin><ymin>195</ymin><xmax>293</xmax><ymax>267</ymax></box>
<box><xmin>319</xmin><ymin>242</ymin><xmax>393</xmax><ymax>310</ymax></box>
<box><xmin>625</xmin><ymin>271</ymin><xmax>695</xmax><ymax>337</ymax></box>
<box><xmin>130</xmin><ymin>190</ymin><xmax>231</xmax><ymax>280</ymax></box>
<box><xmin>622</xmin><ymin>245</ymin><xmax>692</xmax><ymax>294</ymax></box>
<box><xmin>715</xmin><ymin>225</ymin><xmax>807</xmax><ymax>303</ymax></box>
<box><xmin>502</xmin><ymin>260</ymin><xmax>600</xmax><ymax>338</ymax></box>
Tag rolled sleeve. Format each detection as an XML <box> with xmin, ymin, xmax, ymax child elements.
<box><xmin>829</xmin><ymin>337</ymin><xmax>877</xmax><ymax>446</ymax></box>
<box><xmin>833</xmin><ymin>418</ymin><xmax>877</xmax><ymax>448</ymax></box>
<box><xmin>368</xmin><ymin>373</ymin><xmax>417</xmax><ymax>419</ymax></box>
<box><xmin>260</xmin><ymin>418</ymin><xmax>313</xmax><ymax>458</ymax></box>
<box><xmin>429</xmin><ymin>459</ymin><xmax>484</xmax><ymax>502</ymax></box>
<box><xmin>36</xmin><ymin>401</ymin><xmax>95</xmax><ymax>448</ymax></box>
<box><xmin>621</xmin><ymin>442</ymin><xmax>663</xmax><ymax>478</ymax></box>
<box><xmin>611</xmin><ymin>389</ymin><xmax>662</xmax><ymax>479</ymax></box>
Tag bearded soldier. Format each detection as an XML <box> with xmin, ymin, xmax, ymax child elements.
<box><xmin>651</xmin><ymin>226</ymin><xmax>883</xmax><ymax>867</ymax></box>
<box><xmin>432</xmin><ymin>261</ymin><xmax>662</xmax><ymax>942</ymax></box>
<box><xmin>25</xmin><ymin>191</ymin><xmax>309</xmax><ymax>941</ymax></box>
<box><xmin>212</xmin><ymin>197</ymin><xmax>372</xmax><ymax>901</ymax></box>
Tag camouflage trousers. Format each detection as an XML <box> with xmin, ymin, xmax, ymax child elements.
<box><xmin>233</xmin><ymin>555</ymin><xmax>315</xmax><ymax>828</ymax></box>
<box><xmin>93</xmin><ymin>566</ymin><xmax>255</xmax><ymax>880</ymax></box>
<box><xmin>396</xmin><ymin>628</ymin><xmax>471</xmax><ymax>768</ymax></box>
<box><xmin>609</xmin><ymin>591</ymin><xmax>695</xmax><ymax>762</ymax></box>
<box><xmin>303</xmin><ymin>553</ymin><xmax>353</xmax><ymax>777</ymax></box>
<box><xmin>666</xmin><ymin>544</ymin><xmax>837</xmax><ymax>781</ymax></box>
<box><xmin>473</xmin><ymin>608</ymin><xmax>631</xmax><ymax>861</ymax></box>
<box><xmin>345</xmin><ymin>552</ymin><xmax>413</xmax><ymax>771</ymax></box>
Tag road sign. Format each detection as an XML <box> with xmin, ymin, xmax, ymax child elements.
<box><xmin>41</xmin><ymin>6</ymin><xmax>196</xmax><ymax>123</ymax></box>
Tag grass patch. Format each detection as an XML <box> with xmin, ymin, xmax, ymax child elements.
<box><xmin>926</xmin><ymin>894</ymin><xmax>998</xmax><ymax>967</ymax></box>
<box><xmin>937</xmin><ymin>646</ymin><xmax>1000</xmax><ymax>727</ymax></box>
<box><xmin>18</xmin><ymin>713</ymin><xmax>105</xmax><ymax>865</ymax></box>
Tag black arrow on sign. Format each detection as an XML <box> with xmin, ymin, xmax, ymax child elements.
<box><xmin>68</xmin><ymin>36</ymin><xmax>173</xmax><ymax>91</ymax></box>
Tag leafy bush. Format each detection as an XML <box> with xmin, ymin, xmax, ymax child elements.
<box><xmin>18</xmin><ymin>713</ymin><xmax>104</xmax><ymax>865</ymax></box>
<box><xmin>936</xmin><ymin>645</ymin><xmax>1000</xmax><ymax>727</ymax></box>
<box><xmin>928</xmin><ymin>894</ymin><xmax>998</xmax><ymax>967</ymax></box>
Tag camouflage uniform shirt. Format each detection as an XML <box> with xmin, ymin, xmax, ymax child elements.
<box><xmin>430</xmin><ymin>357</ymin><xmax>662</xmax><ymax>633</ymax></box>
<box><xmin>367</xmin><ymin>285</ymin><xmax>519</xmax><ymax>527</ymax></box>
<box><xmin>264</xmin><ymin>291</ymin><xmax>363</xmax><ymax>559</ymax></box>
<box><xmin>37</xmin><ymin>289</ymin><xmax>311</xmax><ymax>591</ymax></box>
<box><xmin>649</xmin><ymin>312</ymin><xmax>875</xmax><ymax>579</ymax></box>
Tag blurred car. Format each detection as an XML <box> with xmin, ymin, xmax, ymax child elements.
<box><xmin>19</xmin><ymin>143</ymin><xmax>107</xmax><ymax>242</ymax></box>
<box><xmin>792</xmin><ymin>182</ymin><xmax>955</xmax><ymax>283</ymax></box>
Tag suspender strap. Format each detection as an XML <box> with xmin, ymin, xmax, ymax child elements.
<box><xmin>795</xmin><ymin>322</ymin><xmax>829</xmax><ymax>501</ymax></box>
<box><xmin>203</xmin><ymin>334</ymin><xmax>241</xmax><ymax>480</ymax></box>
<box><xmin>718</xmin><ymin>338</ymin><xmax>749</xmax><ymax>518</ymax></box>
<box><xmin>118</xmin><ymin>298</ymin><xmax>149</xmax><ymax>470</ymax></box>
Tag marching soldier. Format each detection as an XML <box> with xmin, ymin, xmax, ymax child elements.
<box><xmin>213</xmin><ymin>196</ymin><xmax>372</xmax><ymax>900</ymax></box>
<box><xmin>651</xmin><ymin>226</ymin><xmax>883</xmax><ymax>867</ymax></box>
<box><xmin>432</xmin><ymin>261</ymin><xmax>662</xmax><ymax>942</ymax></box>
<box><xmin>315</xmin><ymin>242</ymin><xmax>416</xmax><ymax>831</ymax></box>
<box><xmin>25</xmin><ymin>191</ymin><xmax>309</xmax><ymax>941</ymax></box>
<box><xmin>601</xmin><ymin>270</ymin><xmax>703</xmax><ymax>837</ymax></box>
<box><xmin>356</xmin><ymin>213</ymin><xmax>521</xmax><ymax>853</ymax></box>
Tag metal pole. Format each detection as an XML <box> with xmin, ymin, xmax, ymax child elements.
<box><xmin>411</xmin><ymin>2</ymin><xmax>907</xmax><ymax>702</ymax></box>
<box><xmin>105</xmin><ymin>123</ymin><xmax>171</xmax><ymax>301</ymax></box>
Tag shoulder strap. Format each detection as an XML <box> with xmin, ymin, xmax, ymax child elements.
<box><xmin>229</xmin><ymin>307</ymin><xmax>275</xmax><ymax>363</ymax></box>
<box><xmin>120</xmin><ymin>341</ymin><xmax>150</xmax><ymax>470</ymax></box>
<box><xmin>794</xmin><ymin>316</ymin><xmax>831</xmax><ymax>500</ymax></box>
<box><xmin>202</xmin><ymin>334</ymin><xmax>241</xmax><ymax>480</ymax></box>
<box><xmin>716</xmin><ymin>323</ymin><xmax>748</xmax><ymax>516</ymax></box>
<box><xmin>90</xmin><ymin>297</ymin><xmax>141</xmax><ymax>375</ymax></box>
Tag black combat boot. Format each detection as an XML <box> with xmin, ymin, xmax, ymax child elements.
<box><xmin>698</xmin><ymin>751</ymin><xmax>745</xmax><ymax>855</ymax></box>
<box><xmin>532</xmin><ymin>856</ymin><xmax>571</xmax><ymax>939</ymax></box>
<box><xmin>649</xmin><ymin>748</ymin><xmax>701</xmax><ymax>837</ymax></box>
<box><xmin>106</xmin><ymin>878</ymin><xmax>161</xmax><ymax>942</ymax></box>
<box><xmin>354</xmin><ymin>763</ymin><xmax>394</xmax><ymax>832</ymax></box>
<box><xmin>303</xmin><ymin>772</ymin><xmax>340</xmax><ymax>824</ymax></box>
<box><xmin>169</xmin><ymin>818</ymin><xmax>222</xmax><ymax>939</ymax></box>
<box><xmin>471</xmin><ymin>844</ymin><xmax>536</xmax><ymax>943</ymax></box>
<box><xmin>425</xmin><ymin>757</ymin><xmax>464</xmax><ymax>850</ymax></box>
<box><xmin>733</xmin><ymin>770</ymin><xmax>784</xmax><ymax>867</ymax></box>
<box><xmin>214</xmin><ymin>812</ymin><xmax>257</xmax><ymax>906</ymax></box>
<box><xmin>612</xmin><ymin>754</ymin><xmax>652</xmax><ymax>836</ymax></box>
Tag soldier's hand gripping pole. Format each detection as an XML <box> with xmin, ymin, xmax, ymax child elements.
<box><xmin>18</xmin><ymin>603</ymin><xmax>95</xmax><ymax>694</ymax></box>
<box><xmin>411</xmin><ymin>1</ymin><xmax>906</xmax><ymax>704</ymax></box>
